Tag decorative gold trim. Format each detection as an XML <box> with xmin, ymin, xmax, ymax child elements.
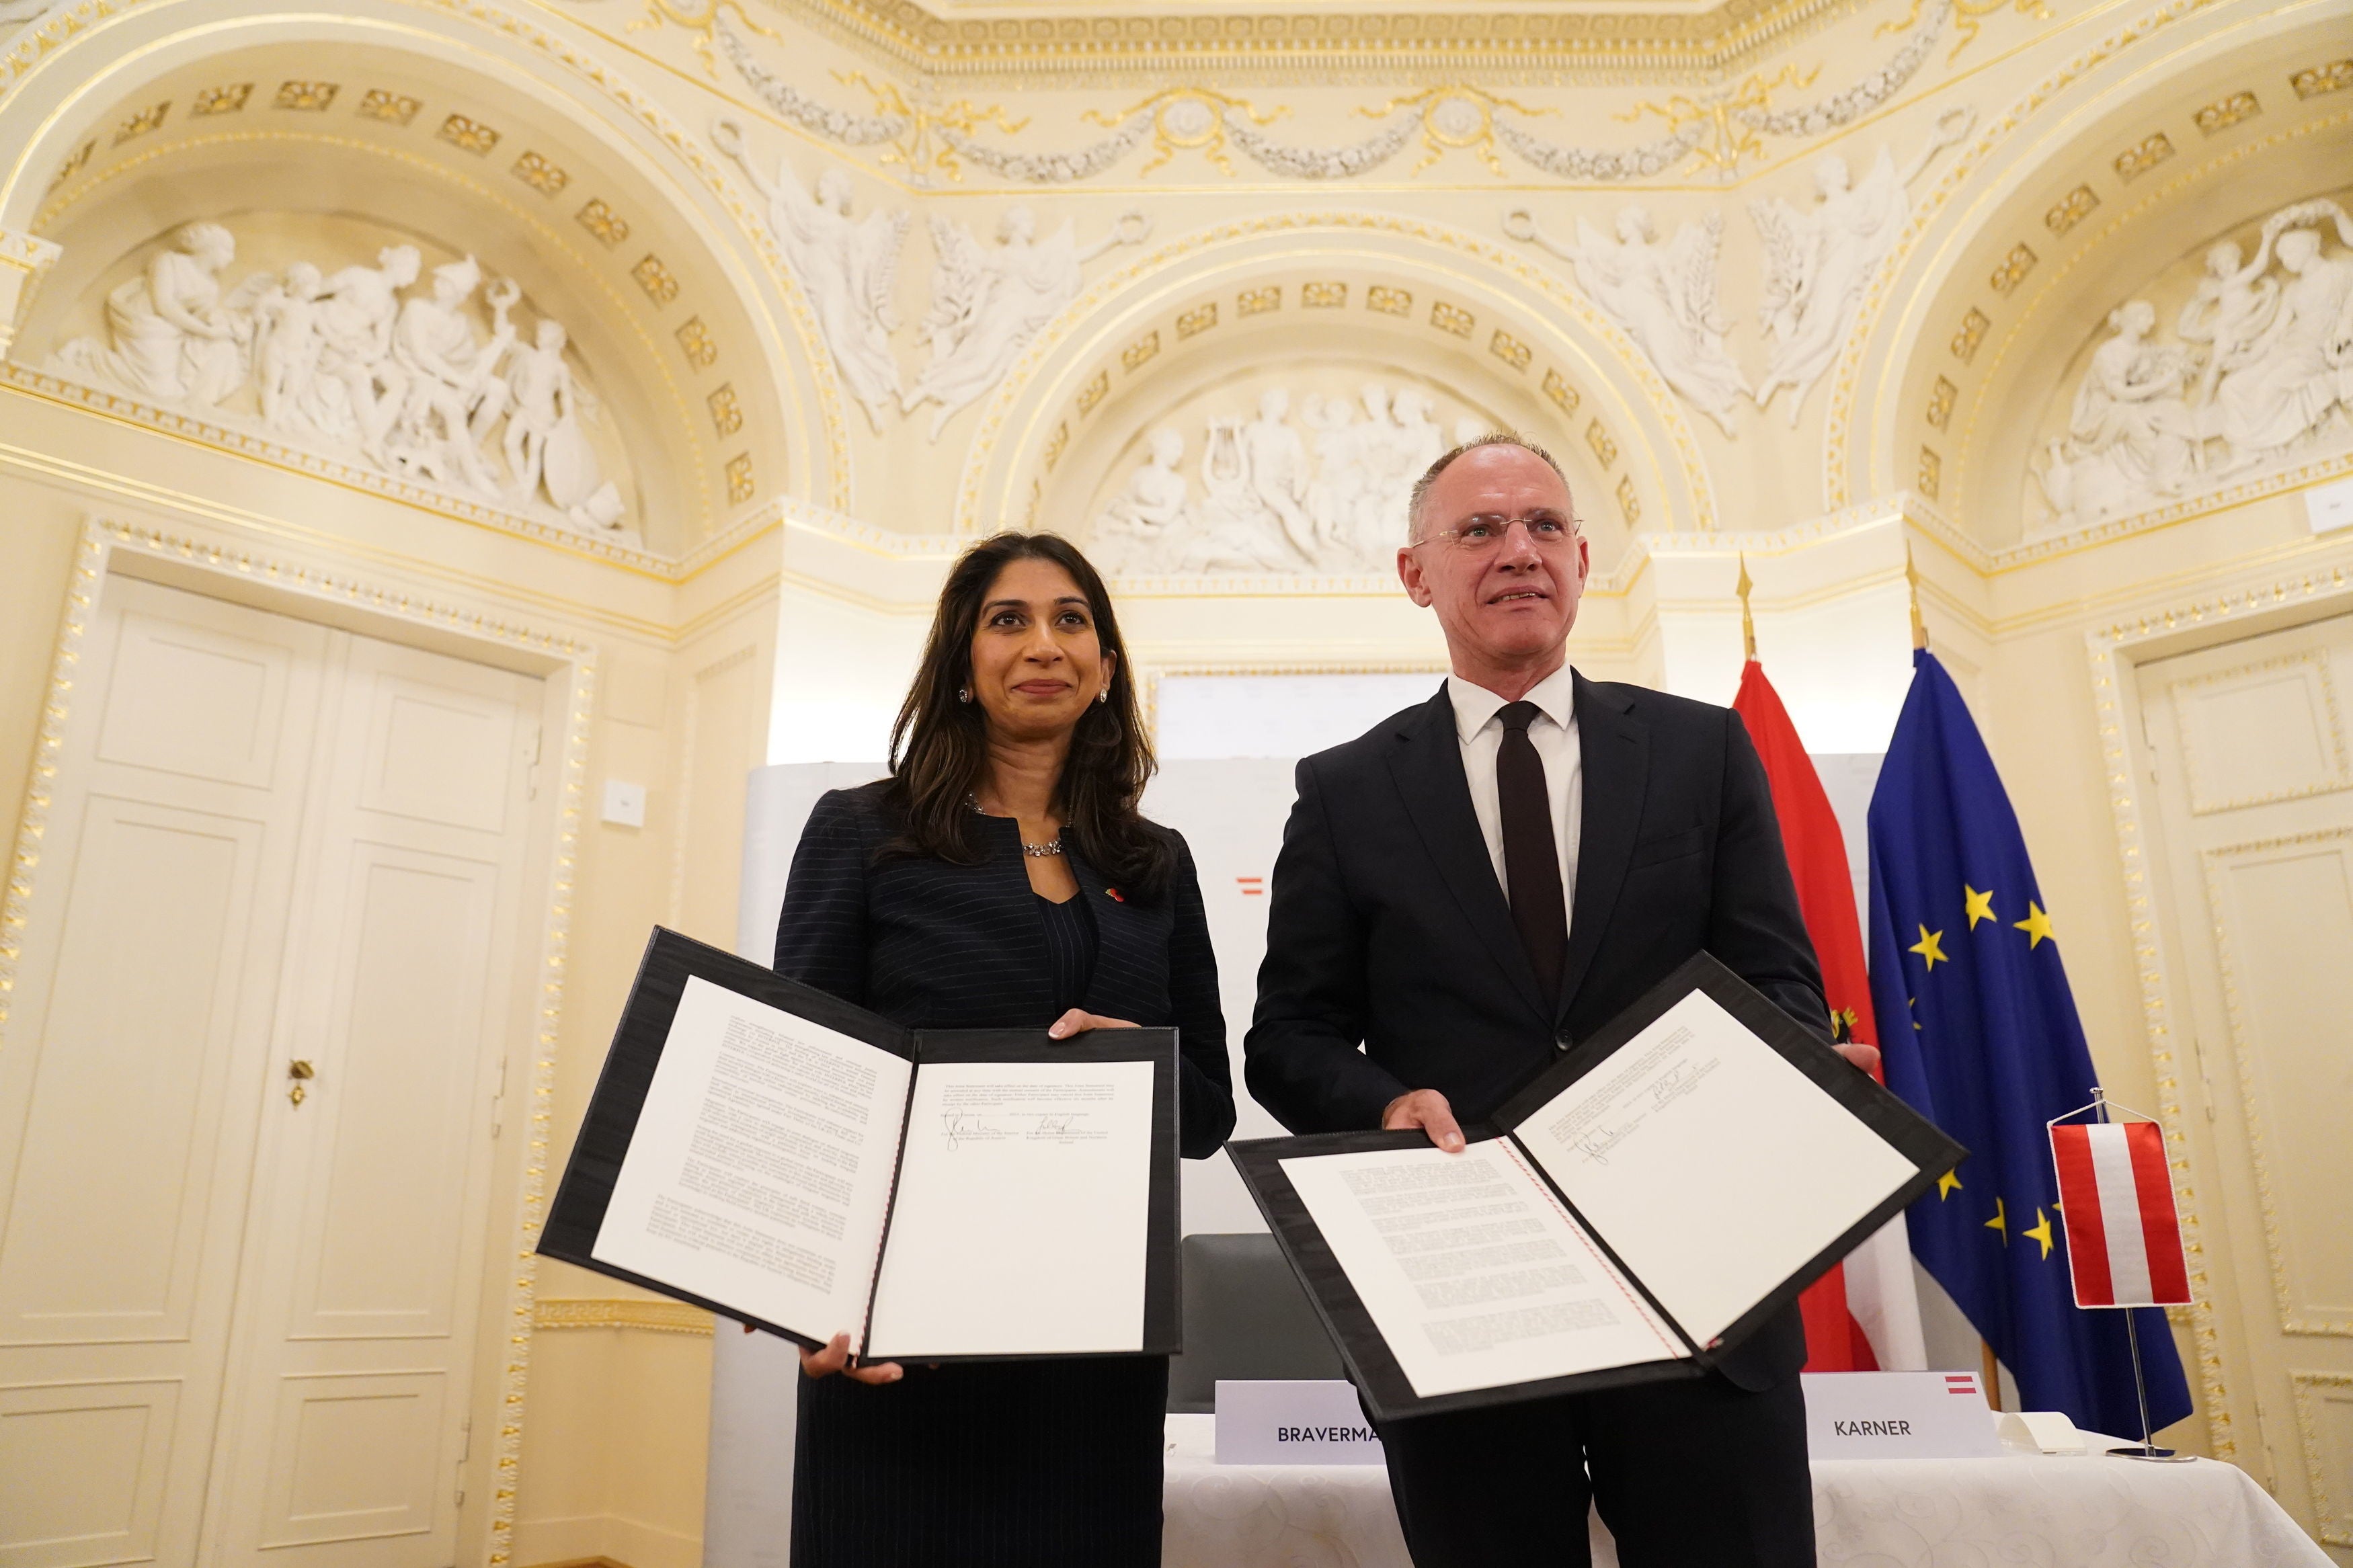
<box><xmin>512</xmin><ymin>150</ymin><xmax>570</xmax><ymax>195</ymax></box>
<box><xmin>2045</xmin><ymin>183</ymin><xmax>2100</xmax><ymax>235</ymax></box>
<box><xmin>2290</xmin><ymin>1370</ymin><xmax>2353</xmax><ymax>1543</ymax></box>
<box><xmin>534</xmin><ymin>1298</ymin><xmax>715</xmax><ymax>1335</ymax></box>
<box><xmin>2083</xmin><ymin>563</ymin><xmax>2353</xmax><ymax>1462</ymax></box>
<box><xmin>1926</xmin><ymin>375</ymin><xmax>1957</xmax><ymax>431</ymax></box>
<box><xmin>2194</xmin><ymin>89</ymin><xmax>2262</xmax><ymax>134</ymax></box>
<box><xmin>0</xmin><ymin>526</ymin><xmax>104</xmax><ymax>1050</ymax></box>
<box><xmin>2289</xmin><ymin>58</ymin><xmax>2352</xmax><ymax>99</ymax></box>
<box><xmin>438</xmin><ymin>111</ymin><xmax>501</xmax><ymax>155</ymax></box>
<box><xmin>358</xmin><ymin>88</ymin><xmax>422</xmax><ymax>126</ymax></box>
<box><xmin>2114</xmin><ymin>130</ymin><xmax>2176</xmax><ymax>180</ymax></box>
<box><xmin>272</xmin><ymin>79</ymin><xmax>338</xmax><ymax>112</ymax></box>
<box><xmin>2200</xmin><ymin>824</ymin><xmax>2353</xmax><ymax>1337</ymax></box>
<box><xmin>1987</xmin><ymin>241</ymin><xmax>2036</xmax><ymax>295</ymax></box>
<box><xmin>192</xmin><ymin>83</ymin><xmax>252</xmax><ymax>117</ymax></box>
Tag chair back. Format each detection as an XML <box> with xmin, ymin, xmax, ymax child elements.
<box><xmin>1166</xmin><ymin>1231</ymin><xmax>1347</xmax><ymax>1413</ymax></box>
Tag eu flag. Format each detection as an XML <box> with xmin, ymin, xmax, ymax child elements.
<box><xmin>1868</xmin><ymin>649</ymin><xmax>2192</xmax><ymax>1438</ymax></box>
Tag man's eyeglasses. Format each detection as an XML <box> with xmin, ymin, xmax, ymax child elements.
<box><xmin>1412</xmin><ymin>511</ymin><xmax>1579</xmax><ymax>553</ymax></box>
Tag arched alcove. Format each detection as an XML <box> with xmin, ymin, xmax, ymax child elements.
<box><xmin>1838</xmin><ymin>0</ymin><xmax>2353</xmax><ymax>549</ymax></box>
<box><xmin>949</xmin><ymin>212</ymin><xmax>1720</xmax><ymax>583</ymax></box>
<box><xmin>0</xmin><ymin>0</ymin><xmax>846</xmax><ymax>554</ymax></box>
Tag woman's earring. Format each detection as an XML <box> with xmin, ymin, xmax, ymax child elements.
<box><xmin>957</xmin><ymin>686</ymin><xmax>972</xmax><ymax>704</ymax></box>
<box><xmin>1096</xmin><ymin>686</ymin><xmax>1110</xmax><ymax>704</ymax></box>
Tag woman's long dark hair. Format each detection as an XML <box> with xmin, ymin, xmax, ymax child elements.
<box><xmin>883</xmin><ymin>532</ymin><xmax>1170</xmax><ymax>900</ymax></box>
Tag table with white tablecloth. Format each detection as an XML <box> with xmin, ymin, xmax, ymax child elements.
<box><xmin>1160</xmin><ymin>1413</ymin><xmax>2330</xmax><ymax>1567</ymax></box>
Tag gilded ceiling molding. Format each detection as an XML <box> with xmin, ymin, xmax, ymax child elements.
<box><xmin>952</xmin><ymin>211</ymin><xmax>1718</xmax><ymax>544</ymax></box>
<box><xmin>696</xmin><ymin>0</ymin><xmax>1975</xmax><ymax>186</ymax></box>
<box><xmin>704</xmin><ymin>0</ymin><xmax>1886</xmax><ymax>83</ymax></box>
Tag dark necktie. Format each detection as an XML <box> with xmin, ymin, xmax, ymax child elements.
<box><xmin>1497</xmin><ymin>700</ymin><xmax>1567</xmax><ymax>1003</ymax></box>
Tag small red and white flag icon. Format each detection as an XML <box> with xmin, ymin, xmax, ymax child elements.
<box><xmin>1942</xmin><ymin>1373</ymin><xmax>1981</xmax><ymax>1397</ymax></box>
<box><xmin>1235</xmin><ymin>876</ymin><xmax>1265</xmax><ymax>898</ymax></box>
<box><xmin>2048</xmin><ymin>1120</ymin><xmax>2192</xmax><ymax>1309</ymax></box>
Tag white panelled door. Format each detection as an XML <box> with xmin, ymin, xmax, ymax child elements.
<box><xmin>2139</xmin><ymin>611</ymin><xmax>2353</xmax><ymax>1551</ymax></box>
<box><xmin>0</xmin><ymin>577</ymin><xmax>542</xmax><ymax>1568</ymax></box>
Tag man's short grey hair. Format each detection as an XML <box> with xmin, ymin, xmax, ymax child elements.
<box><xmin>1406</xmin><ymin>433</ymin><xmax>1575</xmax><ymax>541</ymax></box>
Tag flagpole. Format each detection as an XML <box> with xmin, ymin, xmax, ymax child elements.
<box><xmin>1905</xmin><ymin>542</ymin><xmax>1928</xmax><ymax>651</ymax></box>
<box><xmin>2088</xmin><ymin>1084</ymin><xmax>2192</xmax><ymax>1462</ymax></box>
<box><xmin>1737</xmin><ymin>554</ymin><xmax>1758</xmax><ymax>661</ymax></box>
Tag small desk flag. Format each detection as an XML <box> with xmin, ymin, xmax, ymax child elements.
<box><xmin>2049</xmin><ymin>1120</ymin><xmax>2192</xmax><ymax>1309</ymax></box>
<box><xmin>1868</xmin><ymin>648</ymin><xmax>2191</xmax><ymax>1438</ymax></box>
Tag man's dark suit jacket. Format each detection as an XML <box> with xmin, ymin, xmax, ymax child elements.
<box><xmin>1245</xmin><ymin>673</ymin><xmax>1829</xmax><ymax>1391</ymax></box>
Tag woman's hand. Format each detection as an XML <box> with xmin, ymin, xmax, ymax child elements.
<box><xmin>771</xmin><ymin>1327</ymin><xmax>903</xmax><ymax>1385</ymax></box>
<box><xmin>1047</xmin><ymin>1008</ymin><xmax>1139</xmax><ymax>1039</ymax></box>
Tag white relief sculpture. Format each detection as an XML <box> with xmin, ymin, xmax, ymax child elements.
<box><xmin>2175</xmin><ymin>241</ymin><xmax>2278</xmax><ymax>409</ymax></box>
<box><xmin>315</xmin><ymin>244</ymin><xmax>421</xmax><ymax>459</ymax></box>
<box><xmin>1506</xmin><ymin>206</ymin><xmax>1748</xmax><ymax>438</ymax></box>
<box><xmin>715</xmin><ymin>118</ymin><xmax>910</xmax><ymax>432</ymax></box>
<box><xmin>501</xmin><ymin>317</ymin><xmax>625</xmax><ymax>528</ymax></box>
<box><xmin>46</xmin><ymin>224</ymin><xmax>631</xmax><ymax>534</ymax></box>
<box><xmin>904</xmin><ymin>206</ymin><xmax>1152</xmax><ymax>442</ymax></box>
<box><xmin>1749</xmin><ymin>107</ymin><xmax>1974</xmax><ymax>425</ymax></box>
<box><xmin>1235</xmin><ymin>389</ymin><xmax>1316</xmax><ymax>562</ymax></box>
<box><xmin>56</xmin><ymin>221</ymin><xmax>247</xmax><ymax>407</ymax></box>
<box><xmin>2204</xmin><ymin>204</ymin><xmax>2353</xmax><ymax>462</ymax></box>
<box><xmin>1090</xmin><ymin>427</ymin><xmax>1193</xmax><ymax>571</ymax></box>
<box><xmin>2032</xmin><ymin>302</ymin><xmax>2202</xmax><ymax>526</ymax></box>
<box><xmin>1088</xmin><ymin>381</ymin><xmax>1476</xmax><ymax>576</ymax></box>
<box><xmin>251</xmin><ymin>261</ymin><xmax>328</xmax><ymax>433</ymax></box>
<box><xmin>385</xmin><ymin>258</ymin><xmax>513</xmax><ymax>496</ymax></box>
<box><xmin>2032</xmin><ymin>200</ymin><xmax>2353</xmax><ymax>532</ymax></box>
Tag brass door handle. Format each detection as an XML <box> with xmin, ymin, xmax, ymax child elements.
<box><xmin>288</xmin><ymin>1059</ymin><xmax>314</xmax><ymax>1106</ymax></box>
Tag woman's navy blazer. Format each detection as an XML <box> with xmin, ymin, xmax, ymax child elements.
<box><xmin>772</xmin><ymin>780</ymin><xmax>1237</xmax><ymax>1159</ymax></box>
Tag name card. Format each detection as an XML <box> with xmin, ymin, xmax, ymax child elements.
<box><xmin>1802</xmin><ymin>1372</ymin><xmax>2006</xmax><ymax>1460</ymax></box>
<box><xmin>1214</xmin><ymin>1380</ymin><xmax>1386</xmax><ymax>1466</ymax></box>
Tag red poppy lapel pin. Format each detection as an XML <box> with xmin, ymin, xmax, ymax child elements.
<box><xmin>1105</xmin><ymin>887</ymin><xmax>1125</xmax><ymax>903</ymax></box>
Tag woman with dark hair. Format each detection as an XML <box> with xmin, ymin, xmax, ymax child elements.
<box><xmin>769</xmin><ymin>530</ymin><xmax>1236</xmax><ymax>1567</ymax></box>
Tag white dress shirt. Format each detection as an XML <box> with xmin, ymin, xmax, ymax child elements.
<box><xmin>1447</xmin><ymin>665</ymin><xmax>1582</xmax><ymax>936</ymax></box>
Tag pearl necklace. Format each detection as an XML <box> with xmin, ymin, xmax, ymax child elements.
<box><xmin>965</xmin><ymin>794</ymin><xmax>1064</xmax><ymax>858</ymax></box>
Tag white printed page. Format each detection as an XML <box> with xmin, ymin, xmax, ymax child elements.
<box><xmin>1513</xmin><ymin>989</ymin><xmax>1917</xmax><ymax>1347</ymax></box>
<box><xmin>593</xmin><ymin>975</ymin><xmax>912</xmax><ymax>1342</ymax></box>
<box><xmin>1279</xmin><ymin>1143</ymin><xmax>1685</xmax><ymax>1399</ymax></box>
<box><xmin>865</xmin><ymin>1058</ymin><xmax>1157</xmax><ymax>1358</ymax></box>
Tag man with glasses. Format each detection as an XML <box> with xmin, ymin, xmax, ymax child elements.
<box><xmin>1247</xmin><ymin>435</ymin><xmax>1866</xmax><ymax>1566</ymax></box>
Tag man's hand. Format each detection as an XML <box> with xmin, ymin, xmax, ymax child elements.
<box><xmin>1383</xmin><ymin>1088</ymin><xmax>1466</xmax><ymax>1153</ymax></box>
<box><xmin>1835</xmin><ymin>1041</ymin><xmax>1881</xmax><ymax>1076</ymax></box>
<box><xmin>774</xmin><ymin>1327</ymin><xmax>903</xmax><ymax>1385</ymax></box>
<box><xmin>1047</xmin><ymin>1008</ymin><xmax>1139</xmax><ymax>1039</ymax></box>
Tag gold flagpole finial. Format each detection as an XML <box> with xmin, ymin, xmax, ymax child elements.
<box><xmin>1905</xmin><ymin>541</ymin><xmax>1929</xmax><ymax>651</ymax></box>
<box><xmin>1736</xmin><ymin>553</ymin><xmax>1757</xmax><ymax>661</ymax></box>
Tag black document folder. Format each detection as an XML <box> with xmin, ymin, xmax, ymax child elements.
<box><xmin>542</xmin><ymin>927</ymin><xmax>1181</xmax><ymax>1361</ymax></box>
<box><xmin>1230</xmin><ymin>953</ymin><xmax>1965</xmax><ymax>1421</ymax></box>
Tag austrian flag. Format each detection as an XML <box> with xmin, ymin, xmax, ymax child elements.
<box><xmin>2047</xmin><ymin>1120</ymin><xmax>2192</xmax><ymax>1309</ymax></box>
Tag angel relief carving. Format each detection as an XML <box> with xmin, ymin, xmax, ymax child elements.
<box><xmin>1507</xmin><ymin>205</ymin><xmax>1747</xmax><ymax>438</ymax></box>
<box><xmin>904</xmin><ymin>206</ymin><xmax>1152</xmax><ymax>442</ymax></box>
<box><xmin>2033</xmin><ymin>200</ymin><xmax>2353</xmax><ymax>532</ymax></box>
<box><xmin>50</xmin><ymin>221</ymin><xmax>628</xmax><ymax>532</ymax></box>
<box><xmin>716</xmin><ymin>117</ymin><xmax>909</xmax><ymax>433</ymax></box>
<box><xmin>1749</xmin><ymin>107</ymin><xmax>1973</xmax><ymax>425</ymax></box>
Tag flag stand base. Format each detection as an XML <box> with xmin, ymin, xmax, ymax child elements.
<box><xmin>2104</xmin><ymin>1301</ymin><xmax>2194</xmax><ymax>1462</ymax></box>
